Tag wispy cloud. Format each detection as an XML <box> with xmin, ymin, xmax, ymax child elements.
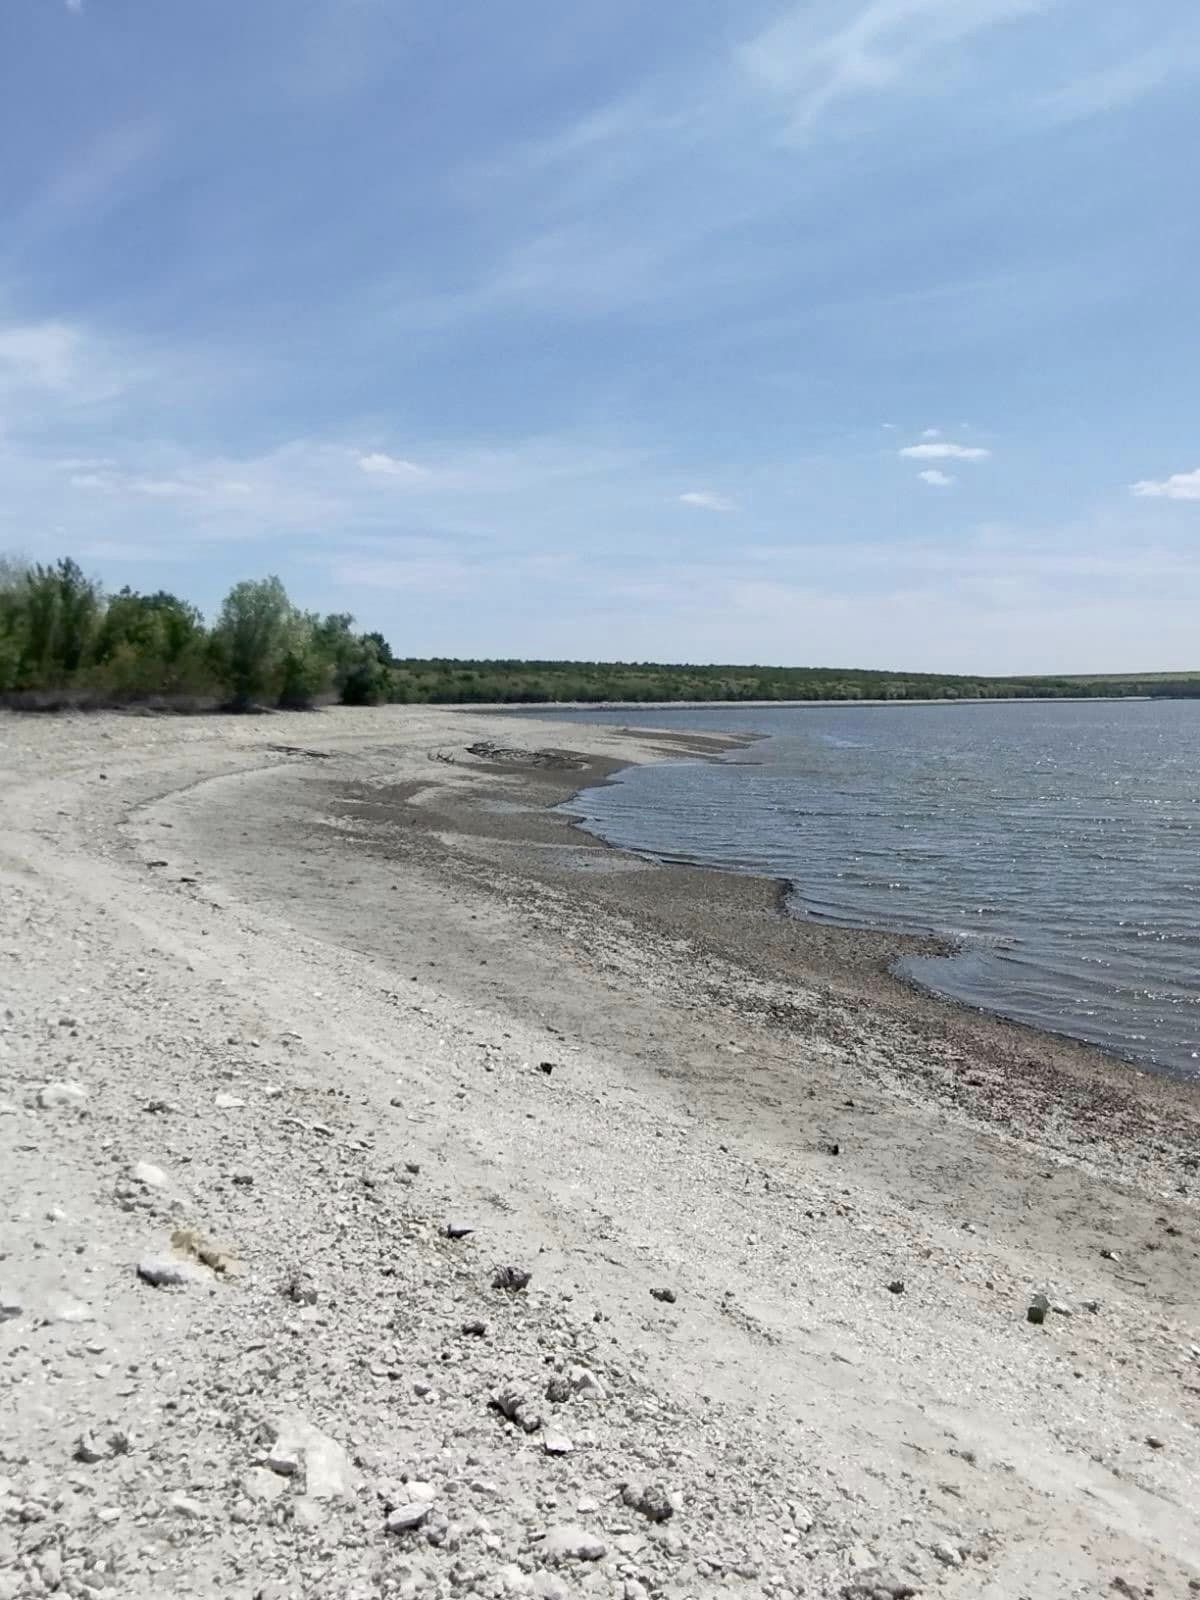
<box><xmin>918</xmin><ymin>468</ymin><xmax>955</xmax><ymax>487</ymax></box>
<box><xmin>1131</xmin><ymin>467</ymin><xmax>1200</xmax><ymax>501</ymax></box>
<box><xmin>65</xmin><ymin>0</ymin><xmax>83</xmax><ymax>12</ymax></box>
<box><xmin>900</xmin><ymin>440</ymin><xmax>991</xmax><ymax>461</ymax></box>
<box><xmin>679</xmin><ymin>490</ymin><xmax>736</xmax><ymax>511</ymax></box>
<box><xmin>738</xmin><ymin>0</ymin><xmax>1047</xmax><ymax>130</ymax></box>
<box><xmin>1037</xmin><ymin>31</ymin><xmax>1200</xmax><ymax>124</ymax></box>
<box><xmin>357</xmin><ymin>451</ymin><xmax>430</xmax><ymax>481</ymax></box>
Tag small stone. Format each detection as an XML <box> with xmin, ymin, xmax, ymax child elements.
<box><xmin>789</xmin><ymin>1501</ymin><xmax>815</xmax><ymax>1532</ymax></box>
<box><xmin>542</xmin><ymin>1524</ymin><xmax>607</xmax><ymax>1562</ymax></box>
<box><xmin>887</xmin><ymin>1280</ymin><xmax>905</xmax><ymax>1295</ymax></box>
<box><xmin>38</xmin><ymin>1080</ymin><xmax>87</xmax><ymax>1109</ymax></box>
<box><xmin>492</xmin><ymin>1265</ymin><xmax>531</xmax><ymax>1292</ymax></box>
<box><xmin>281</xmin><ymin>1268</ymin><xmax>319</xmax><ymax>1305</ymax></box>
<box><xmin>542</xmin><ymin>1430</ymin><xmax>574</xmax><ymax>1456</ymax></box>
<box><xmin>461</xmin><ymin>1318</ymin><xmax>487</xmax><ymax>1337</ymax></box>
<box><xmin>0</xmin><ymin>1292</ymin><xmax>23</xmax><ymax>1322</ymax></box>
<box><xmin>214</xmin><ymin>1093</ymin><xmax>246</xmax><ymax>1110</ymax></box>
<box><xmin>621</xmin><ymin>1483</ymin><xmax>674</xmax><ymax>1523</ymax></box>
<box><xmin>242</xmin><ymin>1468</ymin><xmax>287</xmax><ymax>1504</ymax></box>
<box><xmin>1146</xmin><ymin>1435</ymin><xmax>1165</xmax><ymax>1450</ymax></box>
<box><xmin>137</xmin><ymin>1255</ymin><xmax>209</xmax><ymax>1289</ymax></box>
<box><xmin>386</xmin><ymin>1502</ymin><xmax>430</xmax><ymax>1533</ymax></box>
<box><xmin>932</xmin><ymin>1541</ymin><xmax>963</xmax><ymax>1568</ymax></box>
<box><xmin>545</xmin><ymin>1374</ymin><xmax>571</xmax><ymax>1403</ymax></box>
<box><xmin>47</xmin><ymin>1294</ymin><xmax>94</xmax><ymax>1323</ymax></box>
<box><xmin>1027</xmin><ymin>1292</ymin><xmax>1051</xmax><ymax>1325</ymax></box>
<box><xmin>493</xmin><ymin>1383</ymin><xmax>542</xmax><ymax>1433</ymax></box>
<box><xmin>650</xmin><ymin>1287</ymin><xmax>677</xmax><ymax>1304</ymax></box>
<box><xmin>169</xmin><ymin>1491</ymin><xmax>205</xmax><ymax>1518</ymax></box>
<box><xmin>74</xmin><ymin>1433</ymin><xmax>105</xmax><ymax>1464</ymax></box>
<box><xmin>444</xmin><ymin>1222</ymin><xmax>474</xmax><ymax>1239</ymax></box>
<box><xmin>132</xmin><ymin>1161</ymin><xmax>168</xmax><ymax>1189</ymax></box>
<box><xmin>1100</xmin><ymin>1248</ymin><xmax>1119</xmax><ymax>1261</ymax></box>
<box><xmin>265</xmin><ymin>1450</ymin><xmax>301</xmax><ymax>1477</ymax></box>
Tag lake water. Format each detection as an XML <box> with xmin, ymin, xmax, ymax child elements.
<box><xmin>514</xmin><ymin>701</ymin><xmax>1200</xmax><ymax>1078</ymax></box>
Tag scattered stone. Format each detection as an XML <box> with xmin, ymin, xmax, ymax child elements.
<box><xmin>539</xmin><ymin>1061</ymin><xmax>555</xmax><ymax>1075</ymax></box>
<box><xmin>650</xmin><ymin>1286</ymin><xmax>677</xmax><ymax>1304</ymax></box>
<box><xmin>74</xmin><ymin>1433</ymin><xmax>105</xmax><ymax>1464</ymax></box>
<box><xmin>545</xmin><ymin>1374</ymin><xmax>571</xmax><ymax>1403</ymax></box>
<box><xmin>492</xmin><ymin>1265</ymin><xmax>532</xmax><ymax>1292</ymax></box>
<box><xmin>270</xmin><ymin>1415</ymin><xmax>354</xmax><ymax>1509</ymax></box>
<box><xmin>38</xmin><ymin>1080</ymin><xmax>87</xmax><ymax>1110</ymax></box>
<box><xmin>281</xmin><ymin>1268</ymin><xmax>319</xmax><ymax>1305</ymax></box>
<box><xmin>621</xmin><ymin>1482</ymin><xmax>675</xmax><ymax>1523</ymax></box>
<box><xmin>0</xmin><ymin>1293</ymin><xmax>23</xmax><ymax>1322</ymax></box>
<box><xmin>444</xmin><ymin>1222</ymin><xmax>475</xmax><ymax>1239</ymax></box>
<box><xmin>1100</xmin><ymin>1248</ymin><xmax>1120</xmax><ymax>1262</ymax></box>
<box><xmin>1146</xmin><ymin>1435</ymin><xmax>1165</xmax><ymax>1450</ymax></box>
<box><xmin>887</xmin><ymin>1280</ymin><xmax>905</xmax><ymax>1295</ymax></box>
<box><xmin>214</xmin><ymin>1092</ymin><xmax>246</xmax><ymax>1110</ymax></box>
<box><xmin>132</xmin><ymin>1161</ymin><xmax>168</xmax><ymax>1189</ymax></box>
<box><xmin>137</xmin><ymin>1254</ymin><xmax>210</xmax><ymax>1289</ymax></box>
<box><xmin>931</xmin><ymin>1541</ymin><xmax>963</xmax><ymax>1568</ymax></box>
<box><xmin>542</xmin><ymin>1430</ymin><xmax>574</xmax><ymax>1456</ymax></box>
<box><xmin>265</xmin><ymin>1449</ymin><xmax>301</xmax><ymax>1477</ymax></box>
<box><xmin>1027</xmin><ymin>1292</ymin><xmax>1051</xmax><ymax>1325</ymax></box>
<box><xmin>386</xmin><ymin>1502</ymin><xmax>430</xmax><ymax>1533</ymax></box>
<box><xmin>242</xmin><ymin>1468</ymin><xmax>287</xmax><ymax>1504</ymax></box>
<box><xmin>169</xmin><ymin>1491</ymin><xmax>205</xmax><ymax>1518</ymax></box>
<box><xmin>565</xmin><ymin>1365</ymin><xmax>607</xmax><ymax>1401</ymax></box>
<box><xmin>542</xmin><ymin>1525</ymin><xmax>607</xmax><ymax>1562</ymax></box>
<box><xmin>461</xmin><ymin>1318</ymin><xmax>487</xmax><ymax>1337</ymax></box>
<box><xmin>492</xmin><ymin>1383</ymin><xmax>543</xmax><ymax>1433</ymax></box>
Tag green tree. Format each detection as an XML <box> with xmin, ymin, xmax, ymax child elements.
<box><xmin>212</xmin><ymin>576</ymin><xmax>293</xmax><ymax>709</ymax></box>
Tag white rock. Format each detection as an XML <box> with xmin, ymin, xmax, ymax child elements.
<box><xmin>542</xmin><ymin>1525</ymin><xmax>607</xmax><ymax>1562</ymax></box>
<box><xmin>932</xmin><ymin>1540</ymin><xmax>964</xmax><ymax>1568</ymax></box>
<box><xmin>386</xmin><ymin>1502</ymin><xmax>430</xmax><ymax>1532</ymax></box>
<box><xmin>47</xmin><ymin>1294</ymin><xmax>94</xmax><ymax>1323</ymax></box>
<box><xmin>137</xmin><ymin>1255</ymin><xmax>209</xmax><ymax>1289</ymax></box>
<box><xmin>242</xmin><ymin>1468</ymin><xmax>288</xmax><ymax>1504</ymax></box>
<box><xmin>270</xmin><ymin>1414</ymin><xmax>354</xmax><ymax>1507</ymax></box>
<box><xmin>214</xmin><ymin>1093</ymin><xmax>246</xmax><ymax>1110</ymax></box>
<box><xmin>132</xmin><ymin>1161</ymin><xmax>168</xmax><ymax>1189</ymax></box>
<box><xmin>38</xmin><ymin>1080</ymin><xmax>87</xmax><ymax>1109</ymax></box>
<box><xmin>169</xmin><ymin>1491</ymin><xmax>205</xmax><ymax>1518</ymax></box>
<box><xmin>542</xmin><ymin>1431</ymin><xmax>574</xmax><ymax>1456</ymax></box>
<box><xmin>566</xmin><ymin>1365</ymin><xmax>607</xmax><ymax>1401</ymax></box>
<box><xmin>74</xmin><ymin>1433</ymin><xmax>105</xmax><ymax>1464</ymax></box>
<box><xmin>406</xmin><ymin>1481</ymin><xmax>438</xmax><ymax>1504</ymax></box>
<box><xmin>0</xmin><ymin>1292</ymin><xmax>22</xmax><ymax>1322</ymax></box>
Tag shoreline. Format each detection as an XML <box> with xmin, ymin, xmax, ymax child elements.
<box><xmin>2</xmin><ymin>705</ymin><xmax>1199</xmax><ymax>1597</ymax></box>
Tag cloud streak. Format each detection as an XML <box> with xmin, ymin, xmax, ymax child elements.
<box><xmin>900</xmin><ymin>441</ymin><xmax>991</xmax><ymax>461</ymax></box>
<box><xmin>679</xmin><ymin>490</ymin><xmax>736</xmax><ymax>511</ymax></box>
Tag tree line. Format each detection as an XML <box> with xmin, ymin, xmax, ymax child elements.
<box><xmin>2</xmin><ymin>554</ymin><xmax>1197</xmax><ymax>710</ymax></box>
<box><xmin>0</xmin><ymin>557</ymin><xmax>392</xmax><ymax>709</ymax></box>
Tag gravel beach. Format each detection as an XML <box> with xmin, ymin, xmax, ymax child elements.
<box><xmin>1</xmin><ymin>705</ymin><xmax>1198</xmax><ymax>1600</ymax></box>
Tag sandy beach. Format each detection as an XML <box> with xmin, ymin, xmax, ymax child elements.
<box><xmin>1</xmin><ymin>705</ymin><xmax>1198</xmax><ymax>1600</ymax></box>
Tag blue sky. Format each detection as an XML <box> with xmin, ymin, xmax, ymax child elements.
<box><xmin>2</xmin><ymin>0</ymin><xmax>1198</xmax><ymax>671</ymax></box>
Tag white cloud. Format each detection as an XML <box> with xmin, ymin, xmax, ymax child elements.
<box><xmin>922</xmin><ymin>426</ymin><xmax>942</xmax><ymax>438</ymax></box>
<box><xmin>918</xmin><ymin>469</ymin><xmax>955</xmax><ymax>487</ymax></box>
<box><xmin>679</xmin><ymin>490</ymin><xmax>736</xmax><ymax>511</ymax></box>
<box><xmin>356</xmin><ymin>451</ymin><xmax>429</xmax><ymax>481</ymax></box>
<box><xmin>65</xmin><ymin>0</ymin><xmax>83</xmax><ymax>12</ymax></box>
<box><xmin>1131</xmin><ymin>468</ymin><xmax>1200</xmax><ymax>501</ymax></box>
<box><xmin>739</xmin><ymin>0</ymin><xmax>1045</xmax><ymax>130</ymax></box>
<box><xmin>900</xmin><ymin>440</ymin><xmax>991</xmax><ymax>460</ymax></box>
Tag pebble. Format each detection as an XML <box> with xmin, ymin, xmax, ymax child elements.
<box><xmin>542</xmin><ymin>1430</ymin><xmax>574</xmax><ymax>1456</ymax></box>
<box><xmin>542</xmin><ymin>1524</ymin><xmax>607</xmax><ymax>1562</ymax></box>
<box><xmin>492</xmin><ymin>1265</ymin><xmax>532</xmax><ymax>1292</ymax></box>
<box><xmin>137</xmin><ymin>1255</ymin><xmax>209</xmax><ymax>1289</ymax></box>
<box><xmin>38</xmin><ymin>1080</ymin><xmax>88</xmax><ymax>1109</ymax></box>
<box><xmin>132</xmin><ymin>1161</ymin><xmax>168</xmax><ymax>1188</ymax></box>
<box><xmin>169</xmin><ymin>1491</ymin><xmax>206</xmax><ymax>1518</ymax></box>
<box><xmin>650</xmin><ymin>1286</ymin><xmax>677</xmax><ymax>1304</ymax></box>
<box><xmin>621</xmin><ymin>1482</ymin><xmax>674</xmax><ymax>1523</ymax></box>
<box><xmin>887</xmin><ymin>1280</ymin><xmax>905</xmax><ymax>1295</ymax></box>
<box><xmin>214</xmin><ymin>1092</ymin><xmax>246</xmax><ymax>1110</ymax></box>
<box><xmin>386</xmin><ymin>1502</ymin><xmax>431</xmax><ymax>1532</ymax></box>
<box><xmin>1027</xmin><ymin>1292</ymin><xmax>1050</xmax><ymax>1325</ymax></box>
<box><xmin>0</xmin><ymin>1292</ymin><xmax>23</xmax><ymax>1322</ymax></box>
<box><xmin>74</xmin><ymin>1433</ymin><xmax>105</xmax><ymax>1465</ymax></box>
<box><xmin>932</xmin><ymin>1540</ymin><xmax>963</xmax><ymax>1567</ymax></box>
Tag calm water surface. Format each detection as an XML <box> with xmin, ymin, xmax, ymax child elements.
<box><xmin>514</xmin><ymin>701</ymin><xmax>1200</xmax><ymax>1078</ymax></box>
